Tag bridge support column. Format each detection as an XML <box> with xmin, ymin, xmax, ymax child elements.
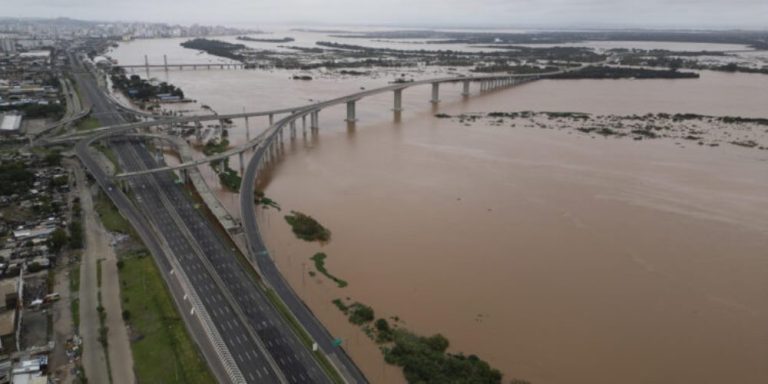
<box><xmin>163</xmin><ymin>54</ymin><xmax>168</xmax><ymax>72</ymax></box>
<box><xmin>346</xmin><ymin>101</ymin><xmax>357</xmax><ymax>122</ymax></box>
<box><xmin>144</xmin><ymin>55</ymin><xmax>150</xmax><ymax>78</ymax></box>
<box><xmin>393</xmin><ymin>89</ymin><xmax>403</xmax><ymax>112</ymax></box>
<box><xmin>180</xmin><ymin>169</ymin><xmax>188</xmax><ymax>184</ymax></box>
<box><xmin>290</xmin><ymin>120</ymin><xmax>296</xmax><ymax>139</ymax></box>
<box><xmin>238</xmin><ymin>152</ymin><xmax>244</xmax><ymax>175</ymax></box>
<box><xmin>268</xmin><ymin>113</ymin><xmax>274</xmax><ymax>126</ymax></box>
<box><xmin>430</xmin><ymin>83</ymin><xmax>440</xmax><ymax>104</ymax></box>
<box><xmin>480</xmin><ymin>81</ymin><xmax>486</xmax><ymax>92</ymax></box>
<box><xmin>245</xmin><ymin>116</ymin><xmax>250</xmax><ymax>141</ymax></box>
<box><xmin>462</xmin><ymin>80</ymin><xmax>470</xmax><ymax>96</ymax></box>
<box><xmin>302</xmin><ymin>115</ymin><xmax>307</xmax><ymax>131</ymax></box>
<box><xmin>310</xmin><ymin>111</ymin><xmax>319</xmax><ymax>131</ymax></box>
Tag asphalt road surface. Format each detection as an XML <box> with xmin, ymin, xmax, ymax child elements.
<box><xmin>70</xmin><ymin>52</ymin><xmax>335</xmax><ymax>383</ymax></box>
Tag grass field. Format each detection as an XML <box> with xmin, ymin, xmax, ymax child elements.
<box><xmin>76</xmin><ymin>116</ymin><xmax>101</xmax><ymax>131</ymax></box>
<box><xmin>118</xmin><ymin>251</ymin><xmax>214</xmax><ymax>384</ymax></box>
<box><xmin>94</xmin><ymin>192</ymin><xmax>134</xmax><ymax>236</ymax></box>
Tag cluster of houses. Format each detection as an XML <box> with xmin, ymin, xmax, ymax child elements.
<box><xmin>0</xmin><ymin>150</ymin><xmax>71</xmax><ymax>383</ymax></box>
<box><xmin>0</xmin><ymin>49</ymin><xmax>64</xmax><ymax>137</ymax></box>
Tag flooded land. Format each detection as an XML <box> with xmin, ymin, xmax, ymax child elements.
<box><xmin>109</xmin><ymin>33</ymin><xmax>768</xmax><ymax>384</ymax></box>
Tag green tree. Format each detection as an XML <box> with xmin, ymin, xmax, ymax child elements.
<box><xmin>48</xmin><ymin>228</ymin><xmax>68</xmax><ymax>252</ymax></box>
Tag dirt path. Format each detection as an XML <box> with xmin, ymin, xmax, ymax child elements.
<box><xmin>49</xmin><ymin>255</ymin><xmax>74</xmax><ymax>382</ymax></box>
<box><xmin>75</xmin><ymin>165</ymin><xmax>136</xmax><ymax>384</ymax></box>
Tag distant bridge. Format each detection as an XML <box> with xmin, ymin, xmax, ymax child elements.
<box><xmin>118</xmin><ymin>54</ymin><xmax>244</xmax><ymax>71</ymax></box>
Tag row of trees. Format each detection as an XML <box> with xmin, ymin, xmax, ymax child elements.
<box><xmin>110</xmin><ymin>68</ymin><xmax>184</xmax><ymax>101</ymax></box>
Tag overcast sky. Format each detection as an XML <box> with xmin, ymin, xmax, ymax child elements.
<box><xmin>4</xmin><ymin>0</ymin><xmax>768</xmax><ymax>29</ymax></box>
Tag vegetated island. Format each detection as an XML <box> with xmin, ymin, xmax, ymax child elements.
<box><xmin>180</xmin><ymin>38</ymin><xmax>247</xmax><ymax>61</ymax></box>
<box><xmin>551</xmin><ymin>65</ymin><xmax>700</xmax><ymax>79</ymax></box>
<box><xmin>237</xmin><ymin>36</ymin><xmax>295</xmax><ymax>43</ymax></box>
<box><xmin>332</xmin><ymin>298</ymin><xmax>512</xmax><ymax>384</ymax></box>
<box><xmin>284</xmin><ymin>211</ymin><xmax>331</xmax><ymax>242</ymax></box>
<box><xmin>310</xmin><ymin>252</ymin><xmax>347</xmax><ymax>288</ymax></box>
<box><xmin>253</xmin><ymin>190</ymin><xmax>281</xmax><ymax>210</ymax></box>
<box><xmin>436</xmin><ymin>111</ymin><xmax>768</xmax><ymax>150</ymax></box>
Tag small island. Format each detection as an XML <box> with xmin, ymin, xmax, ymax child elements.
<box><xmin>552</xmin><ymin>65</ymin><xmax>700</xmax><ymax>79</ymax></box>
<box><xmin>180</xmin><ymin>38</ymin><xmax>246</xmax><ymax>61</ymax></box>
<box><xmin>284</xmin><ymin>211</ymin><xmax>331</xmax><ymax>242</ymax></box>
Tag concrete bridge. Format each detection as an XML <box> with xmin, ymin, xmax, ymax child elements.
<box><xmin>119</xmin><ymin>54</ymin><xmax>244</xmax><ymax>72</ymax></box>
<box><xmin>69</xmin><ymin>69</ymin><xmax>562</xmax><ymax>383</ymax></box>
<box><xmin>101</xmin><ymin>71</ymin><xmax>557</xmax><ymax>179</ymax></box>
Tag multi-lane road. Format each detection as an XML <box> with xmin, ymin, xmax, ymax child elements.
<box><xmin>70</xmin><ymin>54</ymin><xmax>336</xmax><ymax>383</ymax></box>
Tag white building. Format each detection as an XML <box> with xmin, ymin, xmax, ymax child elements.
<box><xmin>0</xmin><ymin>114</ymin><xmax>22</xmax><ymax>135</ymax></box>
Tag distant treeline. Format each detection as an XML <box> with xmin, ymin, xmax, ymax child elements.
<box><xmin>472</xmin><ymin>64</ymin><xmax>559</xmax><ymax>74</ymax></box>
<box><xmin>551</xmin><ymin>66</ymin><xmax>700</xmax><ymax>79</ymax></box>
<box><xmin>334</xmin><ymin>30</ymin><xmax>768</xmax><ymax>50</ymax></box>
<box><xmin>236</xmin><ymin>36</ymin><xmax>295</xmax><ymax>43</ymax></box>
<box><xmin>0</xmin><ymin>103</ymin><xmax>64</xmax><ymax>119</ymax></box>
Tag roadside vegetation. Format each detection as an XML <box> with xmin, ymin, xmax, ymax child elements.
<box><xmin>284</xmin><ymin>211</ymin><xmax>331</xmax><ymax>242</ymax></box>
<box><xmin>69</xmin><ymin>260</ymin><xmax>81</xmax><ymax>329</ymax></box>
<box><xmin>94</xmin><ymin>191</ymin><xmax>134</xmax><ymax>235</ymax></box>
<box><xmin>118</xmin><ymin>249</ymin><xmax>214</xmax><ymax>384</ymax></box>
<box><xmin>75</xmin><ymin>116</ymin><xmax>101</xmax><ymax>131</ymax></box>
<box><xmin>110</xmin><ymin>66</ymin><xmax>185</xmax><ymax>101</ymax></box>
<box><xmin>203</xmin><ymin>138</ymin><xmax>243</xmax><ymax>192</ymax></box>
<box><xmin>0</xmin><ymin>103</ymin><xmax>65</xmax><ymax>119</ymax></box>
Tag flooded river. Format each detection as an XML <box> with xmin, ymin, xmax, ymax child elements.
<box><xmin>110</xmin><ymin>35</ymin><xmax>768</xmax><ymax>384</ymax></box>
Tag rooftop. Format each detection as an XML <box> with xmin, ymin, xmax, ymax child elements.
<box><xmin>0</xmin><ymin>114</ymin><xmax>22</xmax><ymax>132</ymax></box>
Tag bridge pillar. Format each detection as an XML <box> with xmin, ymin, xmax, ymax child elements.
<box><xmin>144</xmin><ymin>55</ymin><xmax>150</xmax><ymax>78</ymax></box>
<box><xmin>245</xmin><ymin>116</ymin><xmax>250</xmax><ymax>141</ymax></box>
<box><xmin>238</xmin><ymin>152</ymin><xmax>244</xmax><ymax>175</ymax></box>
<box><xmin>302</xmin><ymin>115</ymin><xmax>307</xmax><ymax>131</ymax></box>
<box><xmin>310</xmin><ymin>111</ymin><xmax>319</xmax><ymax>130</ymax></box>
<box><xmin>480</xmin><ymin>81</ymin><xmax>486</xmax><ymax>92</ymax></box>
<box><xmin>290</xmin><ymin>120</ymin><xmax>296</xmax><ymax>139</ymax></box>
<box><xmin>430</xmin><ymin>83</ymin><xmax>440</xmax><ymax>104</ymax></box>
<box><xmin>268</xmin><ymin>113</ymin><xmax>274</xmax><ymax>126</ymax></box>
<box><xmin>462</xmin><ymin>80</ymin><xmax>470</xmax><ymax>96</ymax></box>
<box><xmin>393</xmin><ymin>89</ymin><xmax>403</xmax><ymax>112</ymax></box>
<box><xmin>346</xmin><ymin>101</ymin><xmax>357</xmax><ymax>122</ymax></box>
<box><xmin>163</xmin><ymin>54</ymin><xmax>168</xmax><ymax>72</ymax></box>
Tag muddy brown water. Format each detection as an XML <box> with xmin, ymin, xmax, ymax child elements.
<box><xmin>113</xmin><ymin>39</ymin><xmax>768</xmax><ymax>384</ymax></box>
